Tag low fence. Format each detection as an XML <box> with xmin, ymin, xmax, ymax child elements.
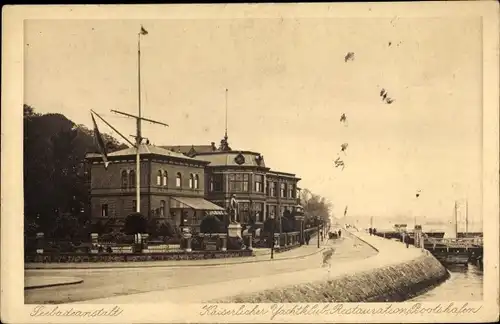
<box><xmin>25</xmin><ymin>249</ymin><xmax>253</xmax><ymax>263</ymax></box>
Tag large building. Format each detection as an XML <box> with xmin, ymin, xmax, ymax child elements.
<box><xmin>86</xmin><ymin>134</ymin><xmax>301</xmax><ymax>230</ymax></box>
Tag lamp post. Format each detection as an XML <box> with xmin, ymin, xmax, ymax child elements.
<box><xmin>270</xmin><ymin>214</ymin><xmax>275</xmax><ymax>260</ymax></box>
<box><xmin>317</xmin><ymin>216</ymin><xmax>321</xmax><ymax>248</ymax></box>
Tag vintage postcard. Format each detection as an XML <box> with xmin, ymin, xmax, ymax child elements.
<box><xmin>1</xmin><ymin>2</ymin><xmax>499</xmax><ymax>323</ymax></box>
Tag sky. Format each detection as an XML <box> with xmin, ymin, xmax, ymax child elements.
<box><xmin>24</xmin><ymin>17</ymin><xmax>483</xmax><ymax>229</ymax></box>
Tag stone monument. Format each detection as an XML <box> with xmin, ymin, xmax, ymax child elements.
<box><xmin>227</xmin><ymin>194</ymin><xmax>242</xmax><ymax>239</ymax></box>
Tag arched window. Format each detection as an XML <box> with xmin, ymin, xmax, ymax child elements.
<box><xmin>121</xmin><ymin>170</ymin><xmax>128</xmax><ymax>188</ymax></box>
<box><xmin>189</xmin><ymin>174</ymin><xmax>194</xmax><ymax>189</ymax></box>
<box><xmin>194</xmin><ymin>174</ymin><xmax>199</xmax><ymax>189</ymax></box>
<box><xmin>176</xmin><ymin>173</ymin><xmax>182</xmax><ymax>187</ymax></box>
<box><xmin>129</xmin><ymin>170</ymin><xmax>135</xmax><ymax>187</ymax></box>
<box><xmin>160</xmin><ymin>200</ymin><xmax>166</xmax><ymax>217</ymax></box>
<box><xmin>157</xmin><ymin>170</ymin><xmax>162</xmax><ymax>186</ymax></box>
<box><xmin>162</xmin><ymin>171</ymin><xmax>168</xmax><ymax>187</ymax></box>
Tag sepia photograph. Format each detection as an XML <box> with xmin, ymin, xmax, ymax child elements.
<box><xmin>2</xmin><ymin>2</ymin><xmax>499</xmax><ymax>323</ymax></box>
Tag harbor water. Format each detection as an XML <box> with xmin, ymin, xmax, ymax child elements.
<box><xmin>411</xmin><ymin>263</ymin><xmax>483</xmax><ymax>301</ymax></box>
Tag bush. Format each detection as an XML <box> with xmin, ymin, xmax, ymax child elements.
<box><xmin>200</xmin><ymin>215</ymin><xmax>224</xmax><ymax>234</ymax></box>
<box><xmin>158</xmin><ymin>222</ymin><xmax>176</xmax><ymax>237</ymax></box>
<box><xmin>123</xmin><ymin>213</ymin><xmax>147</xmax><ymax>234</ymax></box>
<box><xmin>59</xmin><ymin>241</ymin><xmax>75</xmax><ymax>253</ymax></box>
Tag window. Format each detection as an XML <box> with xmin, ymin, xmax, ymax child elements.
<box><xmin>288</xmin><ymin>183</ymin><xmax>294</xmax><ymax>198</ymax></box>
<box><xmin>291</xmin><ymin>184</ymin><xmax>296</xmax><ymax>198</ymax></box>
<box><xmin>238</xmin><ymin>202</ymin><xmax>250</xmax><ymax>223</ymax></box>
<box><xmin>210</xmin><ymin>174</ymin><xmax>223</xmax><ymax>192</ymax></box>
<box><xmin>157</xmin><ymin>171</ymin><xmax>162</xmax><ymax>186</ymax></box>
<box><xmin>160</xmin><ymin>200</ymin><xmax>165</xmax><ymax>217</ymax></box>
<box><xmin>162</xmin><ymin>171</ymin><xmax>168</xmax><ymax>187</ymax></box>
<box><xmin>194</xmin><ymin>174</ymin><xmax>199</xmax><ymax>189</ymax></box>
<box><xmin>280</xmin><ymin>206</ymin><xmax>285</xmax><ymax>217</ymax></box>
<box><xmin>269</xmin><ymin>182</ymin><xmax>277</xmax><ymax>197</ymax></box>
<box><xmin>229</xmin><ymin>173</ymin><xmax>249</xmax><ymax>192</ymax></box>
<box><xmin>254</xmin><ymin>202</ymin><xmax>264</xmax><ymax>222</ymax></box>
<box><xmin>132</xmin><ymin>200</ymin><xmax>137</xmax><ymax>212</ymax></box>
<box><xmin>129</xmin><ymin>170</ymin><xmax>135</xmax><ymax>188</ymax></box>
<box><xmin>280</xmin><ymin>183</ymin><xmax>287</xmax><ymax>198</ymax></box>
<box><xmin>267</xmin><ymin>205</ymin><xmax>276</xmax><ymax>219</ymax></box>
<box><xmin>189</xmin><ymin>174</ymin><xmax>194</xmax><ymax>189</ymax></box>
<box><xmin>176</xmin><ymin>173</ymin><xmax>182</xmax><ymax>187</ymax></box>
<box><xmin>254</xmin><ymin>175</ymin><xmax>264</xmax><ymax>193</ymax></box>
<box><xmin>101</xmin><ymin>204</ymin><xmax>109</xmax><ymax>217</ymax></box>
<box><xmin>121</xmin><ymin>170</ymin><xmax>128</xmax><ymax>188</ymax></box>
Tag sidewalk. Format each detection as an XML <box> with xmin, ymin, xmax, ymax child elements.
<box><xmin>77</xmin><ymin>231</ymin><xmax>420</xmax><ymax>304</ymax></box>
<box><xmin>25</xmin><ymin>242</ymin><xmax>328</xmax><ymax>270</ymax></box>
<box><xmin>25</xmin><ymin>276</ymin><xmax>83</xmax><ymax>290</ymax></box>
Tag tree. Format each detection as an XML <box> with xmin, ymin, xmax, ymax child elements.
<box><xmin>23</xmin><ymin>104</ymin><xmax>127</xmax><ymax>238</ymax></box>
<box><xmin>300</xmin><ymin>188</ymin><xmax>333</xmax><ymax>225</ymax></box>
<box><xmin>200</xmin><ymin>215</ymin><xmax>224</xmax><ymax>234</ymax></box>
<box><xmin>123</xmin><ymin>213</ymin><xmax>148</xmax><ymax>234</ymax></box>
<box><xmin>158</xmin><ymin>222</ymin><xmax>176</xmax><ymax>237</ymax></box>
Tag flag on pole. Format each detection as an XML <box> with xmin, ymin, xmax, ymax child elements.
<box><xmin>91</xmin><ymin>113</ymin><xmax>110</xmax><ymax>169</ymax></box>
<box><xmin>140</xmin><ymin>25</ymin><xmax>148</xmax><ymax>35</ymax></box>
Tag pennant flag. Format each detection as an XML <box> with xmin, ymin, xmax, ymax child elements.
<box><xmin>91</xmin><ymin>113</ymin><xmax>110</xmax><ymax>169</ymax></box>
<box><xmin>344</xmin><ymin>205</ymin><xmax>348</xmax><ymax>217</ymax></box>
<box><xmin>140</xmin><ymin>25</ymin><xmax>149</xmax><ymax>35</ymax></box>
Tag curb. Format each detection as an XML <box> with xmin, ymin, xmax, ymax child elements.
<box><xmin>25</xmin><ymin>247</ymin><xmax>328</xmax><ymax>270</ymax></box>
<box><xmin>25</xmin><ymin>278</ymin><xmax>84</xmax><ymax>290</ymax></box>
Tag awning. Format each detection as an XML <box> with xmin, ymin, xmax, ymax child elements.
<box><xmin>170</xmin><ymin>196</ymin><xmax>226</xmax><ymax>212</ymax></box>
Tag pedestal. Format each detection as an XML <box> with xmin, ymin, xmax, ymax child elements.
<box><xmin>274</xmin><ymin>233</ymin><xmax>281</xmax><ymax>249</ymax></box>
<box><xmin>228</xmin><ymin>223</ymin><xmax>242</xmax><ymax>239</ymax></box>
<box><xmin>414</xmin><ymin>225</ymin><xmax>423</xmax><ymax>248</ymax></box>
<box><xmin>36</xmin><ymin>232</ymin><xmax>44</xmax><ymax>254</ymax></box>
<box><xmin>141</xmin><ymin>233</ymin><xmax>150</xmax><ymax>253</ymax></box>
<box><xmin>183</xmin><ymin>233</ymin><xmax>192</xmax><ymax>252</ymax></box>
<box><xmin>90</xmin><ymin>233</ymin><xmax>99</xmax><ymax>254</ymax></box>
<box><xmin>245</xmin><ymin>234</ymin><xmax>253</xmax><ymax>250</ymax></box>
<box><xmin>220</xmin><ymin>234</ymin><xmax>227</xmax><ymax>251</ymax></box>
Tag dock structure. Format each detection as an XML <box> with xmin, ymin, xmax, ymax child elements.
<box><xmin>423</xmin><ymin>236</ymin><xmax>483</xmax><ymax>266</ymax></box>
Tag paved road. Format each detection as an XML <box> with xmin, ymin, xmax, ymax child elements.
<box><xmin>25</xmin><ymin>235</ymin><xmax>376</xmax><ymax>304</ymax></box>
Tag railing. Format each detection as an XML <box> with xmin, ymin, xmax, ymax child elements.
<box><xmin>425</xmin><ymin>237</ymin><xmax>483</xmax><ymax>248</ymax></box>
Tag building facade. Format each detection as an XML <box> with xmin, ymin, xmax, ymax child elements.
<box><xmin>164</xmin><ymin>135</ymin><xmax>301</xmax><ymax>225</ymax></box>
<box><xmin>85</xmin><ymin>144</ymin><xmax>225</xmax><ymax>229</ymax></box>
<box><xmin>86</xmin><ymin>135</ymin><xmax>301</xmax><ymax>229</ymax></box>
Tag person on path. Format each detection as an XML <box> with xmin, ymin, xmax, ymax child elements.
<box><xmin>405</xmin><ymin>234</ymin><xmax>410</xmax><ymax>248</ymax></box>
<box><xmin>369</xmin><ymin>228</ymin><xmax>373</xmax><ymax>235</ymax></box>
<box><xmin>338</xmin><ymin>229</ymin><xmax>342</xmax><ymax>238</ymax></box>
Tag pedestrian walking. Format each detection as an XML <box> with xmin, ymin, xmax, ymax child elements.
<box><xmin>338</xmin><ymin>229</ymin><xmax>342</xmax><ymax>238</ymax></box>
<box><xmin>369</xmin><ymin>228</ymin><xmax>373</xmax><ymax>235</ymax></box>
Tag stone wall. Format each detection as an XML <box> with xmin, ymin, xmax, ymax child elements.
<box><xmin>213</xmin><ymin>232</ymin><xmax>449</xmax><ymax>303</ymax></box>
<box><xmin>214</xmin><ymin>253</ymin><xmax>448</xmax><ymax>303</ymax></box>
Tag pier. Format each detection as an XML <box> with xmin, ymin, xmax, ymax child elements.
<box><xmin>423</xmin><ymin>237</ymin><xmax>483</xmax><ymax>267</ymax></box>
<box><xmin>373</xmin><ymin>231</ymin><xmax>483</xmax><ymax>267</ymax></box>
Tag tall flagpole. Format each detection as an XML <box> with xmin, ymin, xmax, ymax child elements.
<box><xmin>110</xmin><ymin>26</ymin><xmax>168</xmax><ymax>217</ymax></box>
<box><xmin>465</xmin><ymin>199</ymin><xmax>469</xmax><ymax>236</ymax></box>
<box><xmin>225</xmin><ymin>88</ymin><xmax>228</xmax><ymax>139</ymax></box>
<box><xmin>136</xmin><ymin>32</ymin><xmax>142</xmax><ymax>213</ymax></box>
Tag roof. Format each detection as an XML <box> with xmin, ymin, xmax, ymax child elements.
<box><xmin>194</xmin><ymin>151</ymin><xmax>267</xmax><ymax>168</ymax></box>
<box><xmin>170</xmin><ymin>196</ymin><xmax>225</xmax><ymax>211</ymax></box>
<box><xmin>85</xmin><ymin>144</ymin><xmax>208</xmax><ymax>163</ymax></box>
<box><xmin>161</xmin><ymin>145</ymin><xmax>216</xmax><ymax>156</ymax></box>
<box><xmin>267</xmin><ymin>170</ymin><xmax>300</xmax><ymax>179</ymax></box>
